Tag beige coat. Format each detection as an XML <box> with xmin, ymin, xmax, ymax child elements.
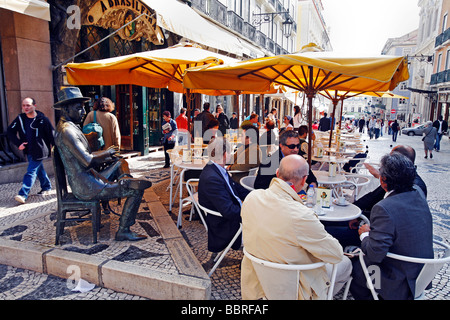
<box><xmin>241</xmin><ymin>178</ymin><xmax>344</xmax><ymax>300</ymax></box>
<box><xmin>83</xmin><ymin>110</ymin><xmax>121</xmax><ymax>149</ymax></box>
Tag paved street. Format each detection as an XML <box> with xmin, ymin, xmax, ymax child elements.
<box><xmin>0</xmin><ymin>129</ymin><xmax>449</xmax><ymax>300</ymax></box>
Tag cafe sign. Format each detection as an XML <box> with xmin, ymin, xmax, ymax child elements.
<box><xmin>85</xmin><ymin>0</ymin><xmax>164</xmax><ymax>44</ymax></box>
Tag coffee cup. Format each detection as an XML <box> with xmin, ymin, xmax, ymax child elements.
<box><xmin>338</xmin><ymin>196</ymin><xmax>346</xmax><ymax>205</ymax></box>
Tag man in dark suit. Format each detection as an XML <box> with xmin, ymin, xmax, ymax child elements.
<box><xmin>198</xmin><ymin>138</ymin><xmax>250</xmax><ymax>253</ymax></box>
<box><xmin>318</xmin><ymin>112</ymin><xmax>331</xmax><ymax>131</ymax></box>
<box><xmin>350</xmin><ymin>153</ymin><xmax>434</xmax><ymax>300</ymax></box>
<box><xmin>358</xmin><ymin>116</ymin><xmax>366</xmax><ymax>133</ymax></box>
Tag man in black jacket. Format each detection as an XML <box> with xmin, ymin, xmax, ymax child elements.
<box><xmin>318</xmin><ymin>112</ymin><xmax>331</xmax><ymax>131</ymax></box>
<box><xmin>433</xmin><ymin>115</ymin><xmax>448</xmax><ymax>151</ymax></box>
<box><xmin>7</xmin><ymin>98</ymin><xmax>54</xmax><ymax>204</ymax></box>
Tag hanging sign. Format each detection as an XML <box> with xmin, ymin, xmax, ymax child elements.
<box><xmin>85</xmin><ymin>0</ymin><xmax>164</xmax><ymax>44</ymax></box>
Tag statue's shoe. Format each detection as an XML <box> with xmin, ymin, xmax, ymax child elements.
<box><xmin>119</xmin><ymin>178</ymin><xmax>152</xmax><ymax>190</ymax></box>
<box><xmin>115</xmin><ymin>231</ymin><xmax>147</xmax><ymax>241</ymax></box>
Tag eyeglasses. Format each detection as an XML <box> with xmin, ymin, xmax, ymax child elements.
<box><xmin>283</xmin><ymin>143</ymin><xmax>300</xmax><ymax>149</ymax></box>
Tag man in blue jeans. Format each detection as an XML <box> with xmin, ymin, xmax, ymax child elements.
<box><xmin>433</xmin><ymin>115</ymin><xmax>448</xmax><ymax>151</ymax></box>
<box><xmin>7</xmin><ymin>97</ymin><xmax>54</xmax><ymax>204</ymax></box>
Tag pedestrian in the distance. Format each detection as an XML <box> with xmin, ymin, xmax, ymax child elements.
<box><xmin>433</xmin><ymin>115</ymin><xmax>448</xmax><ymax>152</ymax></box>
<box><xmin>162</xmin><ymin>111</ymin><xmax>177</xmax><ymax>168</ymax></box>
<box><xmin>391</xmin><ymin>119</ymin><xmax>399</xmax><ymax>142</ymax></box>
<box><xmin>7</xmin><ymin>97</ymin><xmax>55</xmax><ymax>204</ymax></box>
<box><xmin>423</xmin><ymin>121</ymin><xmax>437</xmax><ymax>159</ymax></box>
<box><xmin>83</xmin><ymin>97</ymin><xmax>120</xmax><ymax>150</ymax></box>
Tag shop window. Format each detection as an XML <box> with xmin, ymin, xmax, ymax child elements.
<box><xmin>75</xmin><ymin>26</ymin><xmax>109</xmax><ymax>62</ymax></box>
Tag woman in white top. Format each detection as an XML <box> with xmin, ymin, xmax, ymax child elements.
<box><xmin>293</xmin><ymin>105</ymin><xmax>302</xmax><ymax>129</ymax></box>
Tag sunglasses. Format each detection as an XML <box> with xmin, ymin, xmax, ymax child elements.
<box><xmin>283</xmin><ymin>143</ymin><xmax>301</xmax><ymax>149</ymax></box>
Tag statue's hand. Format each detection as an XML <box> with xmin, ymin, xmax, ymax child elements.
<box><xmin>106</xmin><ymin>145</ymin><xmax>122</xmax><ymax>159</ymax></box>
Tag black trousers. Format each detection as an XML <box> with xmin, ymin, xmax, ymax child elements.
<box><xmin>163</xmin><ymin>141</ymin><xmax>175</xmax><ymax>166</ymax></box>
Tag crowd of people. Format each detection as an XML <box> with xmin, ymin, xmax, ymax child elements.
<box><xmin>5</xmin><ymin>93</ymin><xmax>444</xmax><ymax>300</ymax></box>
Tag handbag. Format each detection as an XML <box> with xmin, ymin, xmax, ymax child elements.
<box><xmin>82</xmin><ymin>111</ymin><xmax>105</xmax><ymax>149</ymax></box>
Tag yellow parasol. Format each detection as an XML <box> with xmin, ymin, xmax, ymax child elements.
<box><xmin>183</xmin><ymin>51</ymin><xmax>409</xmax><ymax>164</ymax></box>
<box><xmin>65</xmin><ymin>42</ymin><xmax>277</xmax><ymax>125</ymax></box>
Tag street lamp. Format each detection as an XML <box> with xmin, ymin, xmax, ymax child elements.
<box><xmin>252</xmin><ymin>10</ymin><xmax>293</xmax><ymax>38</ymax></box>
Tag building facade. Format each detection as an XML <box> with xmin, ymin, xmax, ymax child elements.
<box><xmin>381</xmin><ymin>30</ymin><xmax>418</xmax><ymax>123</ymax></box>
<box><xmin>409</xmin><ymin>0</ymin><xmax>442</xmax><ymax>123</ymax></box>
<box><xmin>430</xmin><ymin>0</ymin><xmax>450</xmax><ymax>123</ymax></box>
<box><xmin>0</xmin><ymin>1</ymin><xmax>53</xmax><ymax>165</ymax></box>
<box><xmin>296</xmin><ymin>0</ymin><xmax>331</xmax><ymax>52</ymax></box>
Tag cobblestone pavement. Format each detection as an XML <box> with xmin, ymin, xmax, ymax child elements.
<box><xmin>0</xmin><ymin>130</ymin><xmax>449</xmax><ymax>300</ymax></box>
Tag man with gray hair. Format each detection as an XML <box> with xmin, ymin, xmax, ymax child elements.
<box><xmin>241</xmin><ymin>154</ymin><xmax>351</xmax><ymax>300</ymax></box>
<box><xmin>350</xmin><ymin>152</ymin><xmax>434</xmax><ymax>300</ymax></box>
<box><xmin>198</xmin><ymin>137</ymin><xmax>250</xmax><ymax>253</ymax></box>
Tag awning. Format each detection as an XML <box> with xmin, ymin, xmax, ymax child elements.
<box><xmin>407</xmin><ymin>87</ymin><xmax>437</xmax><ymax>94</ymax></box>
<box><xmin>0</xmin><ymin>0</ymin><xmax>50</xmax><ymax>21</ymax></box>
<box><xmin>142</xmin><ymin>0</ymin><xmax>245</xmax><ymax>57</ymax></box>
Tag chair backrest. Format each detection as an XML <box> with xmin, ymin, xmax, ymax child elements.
<box><xmin>240</xmin><ymin>176</ymin><xmax>256</xmax><ymax>191</ymax></box>
<box><xmin>197</xmin><ymin>201</ymin><xmax>222</xmax><ymax>218</ymax></box>
<box><xmin>51</xmin><ymin>146</ymin><xmax>69</xmax><ymax>201</ymax></box>
<box><xmin>386</xmin><ymin>240</ymin><xmax>450</xmax><ymax>299</ymax></box>
<box><xmin>344</xmin><ymin>173</ymin><xmax>371</xmax><ymax>199</ymax></box>
<box><xmin>185</xmin><ymin>179</ymin><xmax>207</xmax><ymax>231</ymax></box>
<box><xmin>243</xmin><ymin>247</ymin><xmax>328</xmax><ymax>300</ymax></box>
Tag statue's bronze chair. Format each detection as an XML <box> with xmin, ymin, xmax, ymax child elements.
<box><xmin>52</xmin><ymin>146</ymin><xmax>101</xmax><ymax>245</ymax></box>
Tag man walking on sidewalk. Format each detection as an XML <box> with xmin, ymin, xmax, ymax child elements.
<box><xmin>433</xmin><ymin>115</ymin><xmax>448</xmax><ymax>152</ymax></box>
<box><xmin>7</xmin><ymin>97</ymin><xmax>54</xmax><ymax>204</ymax></box>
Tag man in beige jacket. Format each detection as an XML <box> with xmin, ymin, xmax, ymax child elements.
<box><xmin>241</xmin><ymin>154</ymin><xmax>351</xmax><ymax>300</ymax></box>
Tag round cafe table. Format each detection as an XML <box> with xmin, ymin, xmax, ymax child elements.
<box><xmin>312</xmin><ymin>155</ymin><xmax>350</xmax><ymax>172</ymax></box>
<box><xmin>313</xmin><ymin>170</ymin><xmax>346</xmax><ymax>185</ymax></box>
<box><xmin>324</xmin><ymin>147</ymin><xmax>356</xmax><ymax>157</ymax></box>
<box><xmin>313</xmin><ymin>202</ymin><xmax>361</xmax><ymax>222</ymax></box>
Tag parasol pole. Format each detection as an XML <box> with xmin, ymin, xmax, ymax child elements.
<box><xmin>185</xmin><ymin>88</ymin><xmax>192</xmax><ymax>147</ymax></box>
<box><xmin>234</xmin><ymin>90</ymin><xmax>242</xmax><ymax>125</ymax></box>
<box><xmin>328</xmin><ymin>97</ymin><xmax>339</xmax><ymax>148</ymax></box>
<box><xmin>307</xmin><ymin>66</ymin><xmax>314</xmax><ymax>167</ymax></box>
<box><xmin>338</xmin><ymin>97</ymin><xmax>344</xmax><ymax>130</ymax></box>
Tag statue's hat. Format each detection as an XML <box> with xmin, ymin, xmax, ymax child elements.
<box><xmin>53</xmin><ymin>87</ymin><xmax>90</xmax><ymax>109</ymax></box>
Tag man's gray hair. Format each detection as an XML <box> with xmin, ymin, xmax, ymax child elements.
<box><xmin>277</xmin><ymin>154</ymin><xmax>309</xmax><ymax>182</ymax></box>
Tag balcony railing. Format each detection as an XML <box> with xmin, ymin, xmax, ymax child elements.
<box><xmin>435</xmin><ymin>28</ymin><xmax>450</xmax><ymax>48</ymax></box>
<box><xmin>430</xmin><ymin>69</ymin><xmax>450</xmax><ymax>85</ymax></box>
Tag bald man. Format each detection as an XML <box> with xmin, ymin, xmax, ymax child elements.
<box><xmin>241</xmin><ymin>154</ymin><xmax>351</xmax><ymax>300</ymax></box>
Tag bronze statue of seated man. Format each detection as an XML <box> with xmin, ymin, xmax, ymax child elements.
<box><xmin>53</xmin><ymin>87</ymin><xmax>152</xmax><ymax>241</ymax></box>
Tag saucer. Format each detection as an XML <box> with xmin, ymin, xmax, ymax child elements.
<box><xmin>333</xmin><ymin>199</ymin><xmax>350</xmax><ymax>206</ymax></box>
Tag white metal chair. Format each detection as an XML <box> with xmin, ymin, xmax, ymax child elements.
<box><xmin>243</xmin><ymin>247</ymin><xmax>342</xmax><ymax>300</ymax></box>
<box><xmin>342</xmin><ymin>173</ymin><xmax>371</xmax><ymax>201</ymax></box>
<box><xmin>357</xmin><ymin>239</ymin><xmax>450</xmax><ymax>300</ymax></box>
<box><xmin>197</xmin><ymin>202</ymin><xmax>242</xmax><ymax>277</ymax></box>
<box><xmin>183</xmin><ymin>178</ymin><xmax>207</xmax><ymax>231</ymax></box>
<box><xmin>240</xmin><ymin>175</ymin><xmax>256</xmax><ymax>191</ymax></box>
<box><xmin>176</xmin><ymin>178</ymin><xmax>202</xmax><ymax>228</ymax></box>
